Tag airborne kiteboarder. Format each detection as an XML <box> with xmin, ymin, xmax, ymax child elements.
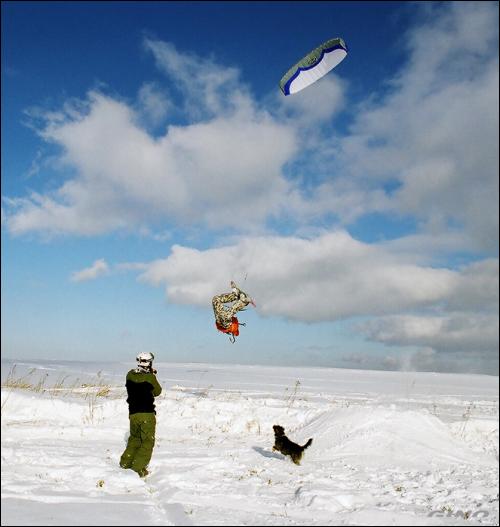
<box><xmin>213</xmin><ymin>281</ymin><xmax>255</xmax><ymax>343</ymax></box>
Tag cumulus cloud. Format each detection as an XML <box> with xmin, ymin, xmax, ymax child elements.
<box><xmin>137</xmin><ymin>82</ymin><xmax>171</xmax><ymax>126</ymax></box>
<box><xmin>354</xmin><ymin>257</ymin><xmax>499</xmax><ymax>359</ymax></box>
<box><xmin>3</xmin><ymin>3</ymin><xmax>498</xmax><ymax>252</ymax></box>
<box><xmin>322</xmin><ymin>1</ymin><xmax>499</xmax><ymax>251</ymax></box>
<box><xmin>2</xmin><ymin>38</ymin><xmax>305</xmax><ymax>237</ymax></box>
<box><xmin>131</xmin><ymin>230</ymin><xmax>498</xmax><ymax>366</ymax></box>
<box><xmin>133</xmin><ymin>230</ymin><xmax>496</xmax><ymax>319</ymax></box>
<box><xmin>143</xmin><ymin>37</ymin><xmax>249</xmax><ymax>119</ymax></box>
<box><xmin>338</xmin><ymin>347</ymin><xmax>497</xmax><ymax>375</ymax></box>
<box><xmin>3</xmin><ymin>88</ymin><xmax>297</xmax><ymax>236</ymax></box>
<box><xmin>358</xmin><ymin>313</ymin><xmax>499</xmax><ymax>354</ymax></box>
<box><xmin>272</xmin><ymin>74</ymin><xmax>347</xmax><ymax>128</ymax></box>
<box><xmin>2</xmin><ymin>2</ymin><xmax>498</xmax><ymax>373</ymax></box>
<box><xmin>70</xmin><ymin>259</ymin><xmax>110</xmax><ymax>282</ymax></box>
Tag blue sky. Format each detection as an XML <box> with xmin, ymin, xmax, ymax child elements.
<box><xmin>2</xmin><ymin>1</ymin><xmax>499</xmax><ymax>374</ymax></box>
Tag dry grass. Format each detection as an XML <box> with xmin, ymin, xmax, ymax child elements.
<box><xmin>1</xmin><ymin>364</ymin><xmax>118</xmax><ymax>400</ymax></box>
<box><xmin>1</xmin><ymin>365</ymin><xmax>125</xmax><ymax>423</ymax></box>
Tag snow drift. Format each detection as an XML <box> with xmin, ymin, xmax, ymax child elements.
<box><xmin>1</xmin><ymin>360</ymin><xmax>498</xmax><ymax>526</ymax></box>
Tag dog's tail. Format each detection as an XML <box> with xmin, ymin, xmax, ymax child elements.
<box><xmin>302</xmin><ymin>438</ymin><xmax>313</xmax><ymax>450</ymax></box>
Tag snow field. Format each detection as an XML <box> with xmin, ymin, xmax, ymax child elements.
<box><xmin>1</xmin><ymin>361</ymin><xmax>498</xmax><ymax>526</ymax></box>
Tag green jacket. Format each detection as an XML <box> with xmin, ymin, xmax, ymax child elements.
<box><xmin>125</xmin><ymin>369</ymin><xmax>162</xmax><ymax>415</ymax></box>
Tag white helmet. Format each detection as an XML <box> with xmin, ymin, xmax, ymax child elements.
<box><xmin>136</xmin><ymin>352</ymin><xmax>154</xmax><ymax>371</ymax></box>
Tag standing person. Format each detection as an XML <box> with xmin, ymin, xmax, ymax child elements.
<box><xmin>119</xmin><ymin>352</ymin><xmax>162</xmax><ymax>478</ymax></box>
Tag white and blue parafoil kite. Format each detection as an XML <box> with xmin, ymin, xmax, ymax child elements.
<box><xmin>279</xmin><ymin>37</ymin><xmax>348</xmax><ymax>96</ymax></box>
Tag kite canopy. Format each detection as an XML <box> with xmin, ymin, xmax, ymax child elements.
<box><xmin>279</xmin><ymin>37</ymin><xmax>348</xmax><ymax>96</ymax></box>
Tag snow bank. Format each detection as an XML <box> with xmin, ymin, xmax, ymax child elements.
<box><xmin>1</xmin><ymin>361</ymin><xmax>498</xmax><ymax>526</ymax></box>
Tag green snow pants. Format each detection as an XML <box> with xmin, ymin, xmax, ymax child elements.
<box><xmin>120</xmin><ymin>412</ymin><xmax>156</xmax><ymax>476</ymax></box>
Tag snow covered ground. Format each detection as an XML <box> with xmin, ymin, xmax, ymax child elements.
<box><xmin>1</xmin><ymin>359</ymin><xmax>498</xmax><ymax>526</ymax></box>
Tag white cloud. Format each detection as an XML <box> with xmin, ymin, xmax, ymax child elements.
<box><xmin>4</xmin><ymin>3</ymin><xmax>498</xmax><ymax>252</ymax></box>
<box><xmin>137</xmin><ymin>82</ymin><xmax>171</xmax><ymax>125</ymax></box>
<box><xmin>4</xmin><ymin>89</ymin><xmax>297</xmax><ymax>236</ymax></box>
<box><xmin>134</xmin><ymin>230</ymin><xmax>495</xmax><ymax>320</ymax></box>
<box><xmin>143</xmin><ymin>37</ymin><xmax>250</xmax><ymax>119</ymax></box>
<box><xmin>24</xmin><ymin>149</ymin><xmax>44</xmax><ymax>179</ymax></box>
<box><xmin>354</xmin><ymin>258</ymin><xmax>499</xmax><ymax>357</ymax></box>
<box><xmin>446</xmin><ymin>259</ymin><xmax>499</xmax><ymax>312</ymax></box>
<box><xmin>70</xmin><ymin>259</ymin><xmax>110</xmax><ymax>282</ymax></box>
<box><xmin>4</xmin><ymin>190</ymin><xmax>127</xmax><ymax>238</ymax></box>
<box><xmin>322</xmin><ymin>1</ymin><xmax>499</xmax><ymax>251</ymax></box>
<box><xmin>2</xmin><ymin>39</ymin><xmax>295</xmax><ymax>236</ymax></box>
<box><xmin>359</xmin><ymin>313</ymin><xmax>499</xmax><ymax>355</ymax></box>
<box><xmin>132</xmin><ymin>230</ymin><xmax>498</xmax><ymax>361</ymax></box>
<box><xmin>2</xmin><ymin>3</ymin><xmax>498</xmax><ymax>373</ymax></box>
<box><xmin>272</xmin><ymin>74</ymin><xmax>347</xmax><ymax>127</ymax></box>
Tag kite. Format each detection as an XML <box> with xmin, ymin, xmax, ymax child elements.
<box><xmin>279</xmin><ymin>37</ymin><xmax>348</xmax><ymax>96</ymax></box>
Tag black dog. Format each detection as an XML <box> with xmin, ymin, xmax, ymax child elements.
<box><xmin>272</xmin><ymin>425</ymin><xmax>313</xmax><ymax>465</ymax></box>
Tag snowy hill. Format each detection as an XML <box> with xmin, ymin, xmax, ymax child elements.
<box><xmin>1</xmin><ymin>360</ymin><xmax>498</xmax><ymax>526</ymax></box>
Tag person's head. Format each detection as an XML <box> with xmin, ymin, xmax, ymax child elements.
<box><xmin>136</xmin><ymin>352</ymin><xmax>154</xmax><ymax>373</ymax></box>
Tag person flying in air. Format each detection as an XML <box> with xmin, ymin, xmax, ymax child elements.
<box><xmin>212</xmin><ymin>281</ymin><xmax>255</xmax><ymax>342</ymax></box>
